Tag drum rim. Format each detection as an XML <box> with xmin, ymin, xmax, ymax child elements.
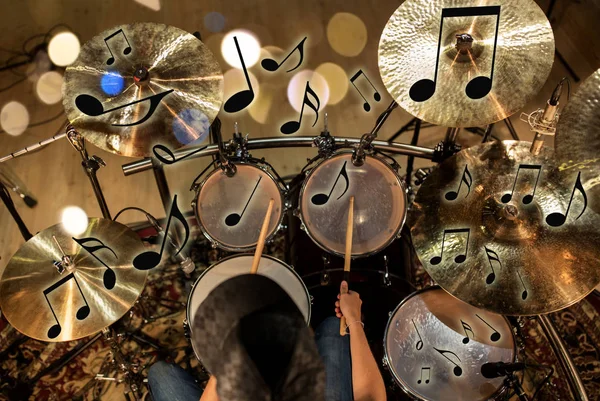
<box><xmin>382</xmin><ymin>285</ymin><xmax>516</xmax><ymax>401</ymax></box>
<box><xmin>298</xmin><ymin>151</ymin><xmax>408</xmax><ymax>258</ymax></box>
<box><xmin>192</xmin><ymin>161</ymin><xmax>286</xmax><ymax>252</ymax></box>
<box><xmin>186</xmin><ymin>253</ymin><xmax>312</xmax><ymax>364</ymax></box>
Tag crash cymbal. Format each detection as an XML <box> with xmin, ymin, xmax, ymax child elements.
<box><xmin>0</xmin><ymin>218</ymin><xmax>147</xmax><ymax>342</ymax></box>
<box><xmin>410</xmin><ymin>141</ymin><xmax>600</xmax><ymax>315</ymax></box>
<box><xmin>378</xmin><ymin>0</ymin><xmax>554</xmax><ymax>127</ymax></box>
<box><xmin>63</xmin><ymin>23</ymin><xmax>223</xmax><ymax>157</ymax></box>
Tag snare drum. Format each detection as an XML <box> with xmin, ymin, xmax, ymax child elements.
<box><xmin>384</xmin><ymin>286</ymin><xmax>515</xmax><ymax>401</ymax></box>
<box><xmin>186</xmin><ymin>254</ymin><xmax>311</xmax><ymax>362</ymax></box>
<box><xmin>192</xmin><ymin>162</ymin><xmax>285</xmax><ymax>251</ymax></box>
<box><xmin>299</xmin><ymin>152</ymin><xmax>407</xmax><ymax>257</ymax></box>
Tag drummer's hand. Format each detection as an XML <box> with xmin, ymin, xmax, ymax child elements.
<box><xmin>335</xmin><ymin>281</ymin><xmax>362</xmax><ymax>322</ymax></box>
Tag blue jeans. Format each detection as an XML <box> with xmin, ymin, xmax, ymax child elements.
<box><xmin>147</xmin><ymin>317</ymin><xmax>353</xmax><ymax>401</ymax></box>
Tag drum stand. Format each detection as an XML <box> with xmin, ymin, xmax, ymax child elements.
<box><xmin>504</xmin><ymin>372</ymin><xmax>529</xmax><ymax>401</ymax></box>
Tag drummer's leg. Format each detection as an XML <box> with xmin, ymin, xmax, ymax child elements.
<box><xmin>314</xmin><ymin>316</ymin><xmax>353</xmax><ymax>401</ymax></box>
<box><xmin>147</xmin><ymin>361</ymin><xmax>203</xmax><ymax>401</ymax></box>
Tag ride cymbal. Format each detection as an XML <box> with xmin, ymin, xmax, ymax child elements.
<box><xmin>0</xmin><ymin>218</ymin><xmax>147</xmax><ymax>342</ymax></box>
<box><xmin>378</xmin><ymin>0</ymin><xmax>554</xmax><ymax>127</ymax></box>
<box><xmin>410</xmin><ymin>141</ymin><xmax>600</xmax><ymax>315</ymax></box>
<box><xmin>63</xmin><ymin>22</ymin><xmax>223</xmax><ymax>157</ymax></box>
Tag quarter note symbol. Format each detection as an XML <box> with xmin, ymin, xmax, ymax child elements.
<box><xmin>104</xmin><ymin>29</ymin><xmax>132</xmax><ymax>65</ymax></box>
<box><xmin>350</xmin><ymin>69</ymin><xmax>381</xmax><ymax>112</ymax></box>
<box><xmin>501</xmin><ymin>164</ymin><xmax>542</xmax><ymax>204</ymax></box>
<box><xmin>430</xmin><ymin>228</ymin><xmax>470</xmax><ymax>265</ymax></box>
<box><xmin>224</xmin><ymin>36</ymin><xmax>255</xmax><ymax>113</ymax></box>
<box><xmin>409</xmin><ymin>6</ymin><xmax>501</xmax><ymax>102</ymax></box>
<box><xmin>261</xmin><ymin>37</ymin><xmax>306</xmax><ymax>72</ymax></box>
<box><xmin>516</xmin><ymin>270</ymin><xmax>528</xmax><ymax>300</ymax></box>
<box><xmin>412</xmin><ymin>319</ymin><xmax>424</xmax><ymax>350</ymax></box>
<box><xmin>281</xmin><ymin>81</ymin><xmax>321</xmax><ymax>135</ymax></box>
<box><xmin>433</xmin><ymin>347</ymin><xmax>463</xmax><ymax>376</ymax></box>
<box><xmin>445</xmin><ymin>165</ymin><xmax>473</xmax><ymax>201</ymax></box>
<box><xmin>417</xmin><ymin>367</ymin><xmax>431</xmax><ymax>384</ymax></box>
<box><xmin>546</xmin><ymin>172</ymin><xmax>587</xmax><ymax>227</ymax></box>
<box><xmin>225</xmin><ymin>177</ymin><xmax>262</xmax><ymax>226</ymax></box>
<box><xmin>44</xmin><ymin>273</ymin><xmax>90</xmax><ymax>339</ymax></box>
<box><xmin>484</xmin><ymin>246</ymin><xmax>502</xmax><ymax>285</ymax></box>
<box><xmin>311</xmin><ymin>161</ymin><xmax>349</xmax><ymax>205</ymax></box>
<box><xmin>72</xmin><ymin>236</ymin><xmax>118</xmax><ymax>290</ymax></box>
<box><xmin>476</xmin><ymin>314</ymin><xmax>501</xmax><ymax>342</ymax></box>
<box><xmin>460</xmin><ymin>320</ymin><xmax>475</xmax><ymax>344</ymax></box>
<box><xmin>133</xmin><ymin>195</ymin><xmax>190</xmax><ymax>270</ymax></box>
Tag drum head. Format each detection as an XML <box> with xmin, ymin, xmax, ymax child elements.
<box><xmin>196</xmin><ymin>164</ymin><xmax>283</xmax><ymax>251</ymax></box>
<box><xmin>300</xmin><ymin>153</ymin><xmax>407</xmax><ymax>257</ymax></box>
<box><xmin>385</xmin><ymin>287</ymin><xmax>515</xmax><ymax>401</ymax></box>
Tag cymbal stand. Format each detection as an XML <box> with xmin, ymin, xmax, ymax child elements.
<box><xmin>0</xmin><ymin>181</ymin><xmax>32</xmax><ymax>241</ymax></box>
<box><xmin>352</xmin><ymin>100</ymin><xmax>398</xmax><ymax>166</ymax></box>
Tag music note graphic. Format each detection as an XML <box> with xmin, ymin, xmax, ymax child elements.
<box><xmin>412</xmin><ymin>319</ymin><xmax>424</xmax><ymax>350</ymax></box>
<box><xmin>476</xmin><ymin>314</ymin><xmax>501</xmax><ymax>342</ymax></box>
<box><xmin>104</xmin><ymin>29</ymin><xmax>132</xmax><ymax>65</ymax></box>
<box><xmin>311</xmin><ymin>161</ymin><xmax>349</xmax><ymax>205</ymax></box>
<box><xmin>261</xmin><ymin>37</ymin><xmax>307</xmax><ymax>72</ymax></box>
<box><xmin>44</xmin><ymin>273</ymin><xmax>90</xmax><ymax>339</ymax></box>
<box><xmin>430</xmin><ymin>228</ymin><xmax>470</xmax><ymax>265</ymax></box>
<box><xmin>484</xmin><ymin>246</ymin><xmax>502</xmax><ymax>285</ymax></box>
<box><xmin>75</xmin><ymin>90</ymin><xmax>173</xmax><ymax>127</ymax></box>
<box><xmin>516</xmin><ymin>270</ymin><xmax>528</xmax><ymax>300</ymax></box>
<box><xmin>133</xmin><ymin>195</ymin><xmax>190</xmax><ymax>270</ymax></box>
<box><xmin>417</xmin><ymin>367</ymin><xmax>431</xmax><ymax>384</ymax></box>
<box><xmin>445</xmin><ymin>165</ymin><xmax>473</xmax><ymax>201</ymax></box>
<box><xmin>409</xmin><ymin>6</ymin><xmax>501</xmax><ymax>102</ymax></box>
<box><xmin>224</xmin><ymin>36</ymin><xmax>255</xmax><ymax>113</ymax></box>
<box><xmin>350</xmin><ymin>69</ymin><xmax>381</xmax><ymax>112</ymax></box>
<box><xmin>281</xmin><ymin>81</ymin><xmax>321</xmax><ymax>135</ymax></box>
<box><xmin>152</xmin><ymin>144</ymin><xmax>209</xmax><ymax>165</ymax></box>
<box><xmin>225</xmin><ymin>177</ymin><xmax>262</xmax><ymax>226</ymax></box>
<box><xmin>546</xmin><ymin>171</ymin><xmax>587</xmax><ymax>227</ymax></box>
<box><xmin>501</xmin><ymin>164</ymin><xmax>542</xmax><ymax>204</ymax></box>
<box><xmin>433</xmin><ymin>347</ymin><xmax>463</xmax><ymax>376</ymax></box>
<box><xmin>460</xmin><ymin>320</ymin><xmax>475</xmax><ymax>344</ymax></box>
<box><xmin>72</xmin><ymin>237</ymin><xmax>118</xmax><ymax>290</ymax></box>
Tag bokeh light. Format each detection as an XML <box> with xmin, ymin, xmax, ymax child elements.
<box><xmin>48</xmin><ymin>32</ymin><xmax>80</xmax><ymax>66</ymax></box>
<box><xmin>26</xmin><ymin>50</ymin><xmax>52</xmax><ymax>83</ymax></box>
<box><xmin>249</xmin><ymin>82</ymin><xmax>276</xmax><ymax>124</ymax></box>
<box><xmin>315</xmin><ymin>63</ymin><xmax>349</xmax><ymax>105</ymax></box>
<box><xmin>61</xmin><ymin>206</ymin><xmax>88</xmax><ymax>236</ymax></box>
<box><xmin>221</xmin><ymin>30</ymin><xmax>261</xmax><ymax>69</ymax></box>
<box><xmin>287</xmin><ymin>70</ymin><xmax>329</xmax><ymax>113</ymax></box>
<box><xmin>204</xmin><ymin>12</ymin><xmax>226</xmax><ymax>33</ymax></box>
<box><xmin>327</xmin><ymin>13</ymin><xmax>367</xmax><ymax>57</ymax></box>
<box><xmin>1</xmin><ymin>102</ymin><xmax>29</xmax><ymax>136</ymax></box>
<box><xmin>223</xmin><ymin>68</ymin><xmax>259</xmax><ymax>109</ymax></box>
<box><xmin>36</xmin><ymin>71</ymin><xmax>63</xmax><ymax>104</ymax></box>
<box><xmin>101</xmin><ymin>72</ymin><xmax>125</xmax><ymax>96</ymax></box>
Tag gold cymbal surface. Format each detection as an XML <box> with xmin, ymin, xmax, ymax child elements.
<box><xmin>63</xmin><ymin>23</ymin><xmax>223</xmax><ymax>157</ymax></box>
<box><xmin>0</xmin><ymin>218</ymin><xmax>147</xmax><ymax>342</ymax></box>
<box><xmin>410</xmin><ymin>141</ymin><xmax>600</xmax><ymax>315</ymax></box>
<box><xmin>378</xmin><ymin>0</ymin><xmax>554</xmax><ymax>127</ymax></box>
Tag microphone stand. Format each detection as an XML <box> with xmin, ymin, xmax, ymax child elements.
<box><xmin>504</xmin><ymin>372</ymin><xmax>529</xmax><ymax>401</ymax></box>
<box><xmin>0</xmin><ymin>182</ymin><xmax>32</xmax><ymax>241</ymax></box>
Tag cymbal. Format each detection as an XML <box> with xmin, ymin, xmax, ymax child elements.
<box><xmin>378</xmin><ymin>0</ymin><xmax>554</xmax><ymax>127</ymax></box>
<box><xmin>410</xmin><ymin>141</ymin><xmax>600</xmax><ymax>315</ymax></box>
<box><xmin>63</xmin><ymin>23</ymin><xmax>223</xmax><ymax>158</ymax></box>
<box><xmin>0</xmin><ymin>218</ymin><xmax>147</xmax><ymax>342</ymax></box>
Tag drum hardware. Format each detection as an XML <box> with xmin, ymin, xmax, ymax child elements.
<box><xmin>352</xmin><ymin>100</ymin><xmax>398</xmax><ymax>167</ymax></box>
<box><xmin>212</xmin><ymin>117</ymin><xmax>236</xmax><ymax>177</ymax></box>
<box><xmin>313</xmin><ymin>113</ymin><xmax>336</xmax><ymax>158</ymax></box>
<box><xmin>503</xmin><ymin>372</ymin><xmax>529</xmax><ymax>401</ymax></box>
<box><xmin>0</xmin><ymin>181</ymin><xmax>33</xmax><ymax>241</ymax></box>
<box><xmin>0</xmin><ymin>164</ymin><xmax>37</xmax><ymax>207</ymax></box>
<box><xmin>382</xmin><ymin>255</ymin><xmax>391</xmax><ymax>287</ymax></box>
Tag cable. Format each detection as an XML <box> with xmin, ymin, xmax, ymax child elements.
<box><xmin>0</xmin><ymin>111</ymin><xmax>66</xmax><ymax>136</ymax></box>
<box><xmin>531</xmin><ymin>365</ymin><xmax>554</xmax><ymax>400</ymax></box>
<box><xmin>0</xmin><ymin>75</ymin><xmax>28</xmax><ymax>93</ymax></box>
<box><xmin>113</xmin><ymin>206</ymin><xmax>154</xmax><ymax>222</ymax></box>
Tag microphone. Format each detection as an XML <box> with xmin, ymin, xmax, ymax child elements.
<box><xmin>481</xmin><ymin>361</ymin><xmax>526</xmax><ymax>379</ymax></box>
<box><xmin>145</xmin><ymin>213</ymin><xmax>195</xmax><ymax>274</ymax></box>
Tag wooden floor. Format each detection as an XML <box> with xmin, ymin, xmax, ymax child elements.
<box><xmin>0</xmin><ymin>0</ymin><xmax>599</xmax><ymax>278</ymax></box>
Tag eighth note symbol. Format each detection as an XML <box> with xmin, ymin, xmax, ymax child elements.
<box><xmin>311</xmin><ymin>161</ymin><xmax>349</xmax><ymax>205</ymax></box>
<box><xmin>546</xmin><ymin>171</ymin><xmax>587</xmax><ymax>227</ymax></box>
<box><xmin>261</xmin><ymin>37</ymin><xmax>306</xmax><ymax>72</ymax></box>
<box><xmin>433</xmin><ymin>347</ymin><xmax>463</xmax><ymax>376</ymax></box>
<box><xmin>350</xmin><ymin>69</ymin><xmax>381</xmax><ymax>112</ymax></box>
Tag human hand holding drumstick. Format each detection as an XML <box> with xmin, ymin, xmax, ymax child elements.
<box><xmin>250</xmin><ymin>198</ymin><xmax>274</xmax><ymax>274</ymax></box>
<box><xmin>339</xmin><ymin>196</ymin><xmax>354</xmax><ymax>335</ymax></box>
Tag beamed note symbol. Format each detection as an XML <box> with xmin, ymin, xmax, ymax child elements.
<box><xmin>350</xmin><ymin>69</ymin><xmax>381</xmax><ymax>112</ymax></box>
<box><xmin>409</xmin><ymin>6</ymin><xmax>501</xmax><ymax>102</ymax></box>
<box><xmin>418</xmin><ymin>367</ymin><xmax>431</xmax><ymax>384</ymax></box>
<box><xmin>501</xmin><ymin>164</ymin><xmax>542</xmax><ymax>204</ymax></box>
<box><xmin>225</xmin><ymin>176</ymin><xmax>262</xmax><ymax>226</ymax></box>
<box><xmin>281</xmin><ymin>81</ymin><xmax>321</xmax><ymax>134</ymax></box>
<box><xmin>72</xmin><ymin>236</ymin><xmax>118</xmax><ymax>290</ymax></box>
<box><xmin>261</xmin><ymin>37</ymin><xmax>306</xmax><ymax>72</ymax></box>
<box><xmin>445</xmin><ymin>165</ymin><xmax>472</xmax><ymax>201</ymax></box>
<box><xmin>546</xmin><ymin>171</ymin><xmax>587</xmax><ymax>227</ymax></box>
<box><xmin>43</xmin><ymin>273</ymin><xmax>90</xmax><ymax>339</ymax></box>
<box><xmin>311</xmin><ymin>161</ymin><xmax>349</xmax><ymax>205</ymax></box>
<box><xmin>104</xmin><ymin>29</ymin><xmax>131</xmax><ymax>65</ymax></box>
<box><xmin>224</xmin><ymin>36</ymin><xmax>255</xmax><ymax>113</ymax></box>
<box><xmin>430</xmin><ymin>228</ymin><xmax>470</xmax><ymax>265</ymax></box>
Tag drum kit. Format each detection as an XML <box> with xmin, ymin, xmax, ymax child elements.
<box><xmin>0</xmin><ymin>0</ymin><xmax>599</xmax><ymax>400</ymax></box>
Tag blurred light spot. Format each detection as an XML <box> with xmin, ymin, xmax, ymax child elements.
<box><xmin>222</xmin><ymin>30</ymin><xmax>261</xmax><ymax>69</ymax></box>
<box><xmin>283</xmin><ymin>13</ymin><xmax>323</xmax><ymax>48</ymax></box>
<box><xmin>36</xmin><ymin>71</ymin><xmax>63</xmax><ymax>104</ymax></box>
<box><xmin>287</xmin><ymin>70</ymin><xmax>329</xmax><ymax>113</ymax></box>
<box><xmin>249</xmin><ymin>83</ymin><xmax>275</xmax><ymax>124</ymax></box>
<box><xmin>173</xmin><ymin>109</ymin><xmax>211</xmax><ymax>145</ymax></box>
<box><xmin>1</xmin><ymin>102</ymin><xmax>29</xmax><ymax>136</ymax></box>
<box><xmin>327</xmin><ymin>13</ymin><xmax>367</xmax><ymax>57</ymax></box>
<box><xmin>223</xmin><ymin>68</ymin><xmax>259</xmax><ymax>108</ymax></box>
<box><xmin>315</xmin><ymin>63</ymin><xmax>348</xmax><ymax>105</ymax></box>
<box><xmin>101</xmin><ymin>72</ymin><xmax>125</xmax><ymax>96</ymax></box>
<box><xmin>48</xmin><ymin>32</ymin><xmax>80</xmax><ymax>66</ymax></box>
<box><xmin>61</xmin><ymin>206</ymin><xmax>88</xmax><ymax>236</ymax></box>
<box><xmin>26</xmin><ymin>50</ymin><xmax>52</xmax><ymax>83</ymax></box>
<box><xmin>204</xmin><ymin>12</ymin><xmax>226</xmax><ymax>33</ymax></box>
<box><xmin>133</xmin><ymin>0</ymin><xmax>161</xmax><ymax>11</ymax></box>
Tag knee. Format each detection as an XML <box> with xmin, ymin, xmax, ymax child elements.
<box><xmin>147</xmin><ymin>361</ymin><xmax>172</xmax><ymax>388</ymax></box>
<box><xmin>315</xmin><ymin>316</ymin><xmax>341</xmax><ymax>338</ymax></box>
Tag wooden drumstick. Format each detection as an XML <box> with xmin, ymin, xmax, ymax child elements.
<box><xmin>340</xmin><ymin>196</ymin><xmax>354</xmax><ymax>336</ymax></box>
<box><xmin>250</xmin><ymin>198</ymin><xmax>275</xmax><ymax>274</ymax></box>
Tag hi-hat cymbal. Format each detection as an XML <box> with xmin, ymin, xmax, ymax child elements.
<box><xmin>410</xmin><ymin>141</ymin><xmax>600</xmax><ymax>315</ymax></box>
<box><xmin>63</xmin><ymin>23</ymin><xmax>224</xmax><ymax>158</ymax></box>
<box><xmin>0</xmin><ymin>218</ymin><xmax>147</xmax><ymax>342</ymax></box>
<box><xmin>378</xmin><ymin>0</ymin><xmax>554</xmax><ymax>127</ymax></box>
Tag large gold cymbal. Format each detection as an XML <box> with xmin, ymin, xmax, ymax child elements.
<box><xmin>410</xmin><ymin>141</ymin><xmax>600</xmax><ymax>315</ymax></box>
<box><xmin>378</xmin><ymin>0</ymin><xmax>554</xmax><ymax>127</ymax></box>
<box><xmin>63</xmin><ymin>23</ymin><xmax>223</xmax><ymax>157</ymax></box>
<box><xmin>0</xmin><ymin>218</ymin><xmax>147</xmax><ymax>342</ymax></box>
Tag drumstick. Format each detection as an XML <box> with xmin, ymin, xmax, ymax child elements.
<box><xmin>340</xmin><ymin>196</ymin><xmax>354</xmax><ymax>336</ymax></box>
<box><xmin>250</xmin><ymin>198</ymin><xmax>275</xmax><ymax>274</ymax></box>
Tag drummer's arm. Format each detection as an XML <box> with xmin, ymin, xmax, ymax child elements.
<box><xmin>199</xmin><ymin>376</ymin><xmax>219</xmax><ymax>401</ymax></box>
